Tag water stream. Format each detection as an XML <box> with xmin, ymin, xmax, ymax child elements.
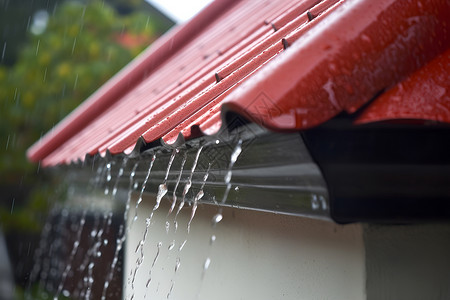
<box><xmin>27</xmin><ymin>133</ymin><xmax>251</xmax><ymax>300</ymax></box>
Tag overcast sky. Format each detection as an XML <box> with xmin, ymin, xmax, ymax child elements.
<box><xmin>146</xmin><ymin>0</ymin><xmax>214</xmax><ymax>23</ymax></box>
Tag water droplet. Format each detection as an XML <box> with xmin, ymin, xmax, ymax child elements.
<box><xmin>176</xmin><ymin>147</ymin><xmax>203</xmax><ymax>218</ymax></box>
<box><xmin>169</xmin><ymin>153</ymin><xmax>187</xmax><ymax>214</ymax></box>
<box><xmin>235</xmin><ymin>186</ymin><xmax>239</xmax><ymax>191</ymax></box>
<box><xmin>132</xmin><ymin>155</ymin><xmax>156</xmax><ymax>225</ymax></box>
<box><xmin>62</xmin><ymin>290</ymin><xmax>70</xmax><ymax>297</ymax></box>
<box><xmin>168</xmin><ymin>240</ymin><xmax>175</xmax><ymax>251</ymax></box>
<box><xmin>106</xmin><ymin>163</ymin><xmax>112</xmax><ymax>181</ymax></box>
<box><xmin>154</xmin><ymin>183</ymin><xmax>167</xmax><ymax>211</ymax></box>
<box><xmin>230</xmin><ymin>139</ymin><xmax>242</xmax><ymax>165</ymax></box>
<box><xmin>179</xmin><ymin>240</ymin><xmax>187</xmax><ymax>251</ymax></box>
<box><xmin>319</xmin><ymin>195</ymin><xmax>328</xmax><ymax>210</ymax></box>
<box><xmin>165</xmin><ymin>221</ymin><xmax>170</xmax><ymax>233</ymax></box>
<box><xmin>311</xmin><ymin>194</ymin><xmax>320</xmax><ymax>210</ymax></box>
<box><xmin>203</xmin><ymin>257</ymin><xmax>211</xmax><ymax>270</ymax></box>
<box><xmin>210</xmin><ymin>235</ymin><xmax>216</xmax><ymax>244</ymax></box>
<box><xmin>212</xmin><ymin>213</ymin><xmax>223</xmax><ymax>225</ymax></box>
<box><xmin>175</xmin><ymin>257</ymin><xmax>181</xmax><ymax>272</ymax></box>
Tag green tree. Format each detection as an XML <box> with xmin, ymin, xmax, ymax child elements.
<box><xmin>0</xmin><ymin>0</ymin><xmax>171</xmax><ymax>232</ymax></box>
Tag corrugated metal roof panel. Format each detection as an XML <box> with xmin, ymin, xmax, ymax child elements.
<box><xmin>28</xmin><ymin>0</ymin><xmax>450</xmax><ymax>166</ymax></box>
<box><xmin>356</xmin><ymin>48</ymin><xmax>450</xmax><ymax>124</ymax></box>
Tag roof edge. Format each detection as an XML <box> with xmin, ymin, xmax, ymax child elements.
<box><xmin>27</xmin><ymin>0</ymin><xmax>241</xmax><ymax>163</ymax></box>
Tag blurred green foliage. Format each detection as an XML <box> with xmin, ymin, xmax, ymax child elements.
<box><xmin>0</xmin><ymin>0</ymin><xmax>173</xmax><ymax>233</ymax></box>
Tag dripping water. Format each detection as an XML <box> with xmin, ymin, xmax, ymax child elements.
<box><xmin>210</xmin><ymin>139</ymin><xmax>243</xmax><ymax>228</ymax></box>
<box><xmin>131</xmin><ymin>154</ymin><xmax>156</xmax><ymax>227</ymax></box>
<box><xmin>199</xmin><ymin>139</ymin><xmax>243</xmax><ymax>292</ymax></box>
<box><xmin>54</xmin><ymin>210</ymin><xmax>87</xmax><ymax>300</ymax></box>
<box><xmin>187</xmin><ymin>163</ymin><xmax>211</xmax><ymax>233</ymax></box>
<box><xmin>168</xmin><ymin>152</ymin><xmax>187</xmax><ymax>232</ymax></box>
<box><xmin>154</xmin><ymin>149</ymin><xmax>177</xmax><ymax>211</ymax></box>
<box><xmin>102</xmin><ymin>161</ymin><xmax>138</xmax><ymax>300</ymax></box>
<box><xmin>174</xmin><ymin>146</ymin><xmax>204</xmax><ymax>228</ymax></box>
<box><xmin>143</xmin><ymin>242</ymin><xmax>162</xmax><ymax>299</ymax></box>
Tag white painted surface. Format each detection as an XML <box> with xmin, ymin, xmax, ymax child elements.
<box><xmin>124</xmin><ymin>193</ymin><xmax>365</xmax><ymax>300</ymax></box>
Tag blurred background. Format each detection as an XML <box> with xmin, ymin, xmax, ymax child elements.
<box><xmin>0</xmin><ymin>0</ymin><xmax>202</xmax><ymax>298</ymax></box>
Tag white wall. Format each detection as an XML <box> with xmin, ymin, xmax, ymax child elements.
<box><xmin>124</xmin><ymin>193</ymin><xmax>365</xmax><ymax>300</ymax></box>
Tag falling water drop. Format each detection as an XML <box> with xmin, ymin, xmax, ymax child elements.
<box><xmin>212</xmin><ymin>213</ymin><xmax>223</xmax><ymax>226</ymax></box>
<box><xmin>168</xmin><ymin>240</ymin><xmax>175</xmax><ymax>251</ymax></box>
<box><xmin>54</xmin><ymin>210</ymin><xmax>87</xmax><ymax>299</ymax></box>
<box><xmin>1</xmin><ymin>42</ymin><xmax>6</xmax><ymax>62</ymax></box>
<box><xmin>131</xmin><ymin>155</ymin><xmax>156</xmax><ymax>226</ymax></box>
<box><xmin>203</xmin><ymin>257</ymin><xmax>211</xmax><ymax>271</ymax></box>
<box><xmin>106</xmin><ymin>162</ymin><xmax>112</xmax><ymax>182</ymax></box>
<box><xmin>10</xmin><ymin>198</ymin><xmax>15</xmax><ymax>214</ymax></box>
<box><xmin>319</xmin><ymin>195</ymin><xmax>328</xmax><ymax>210</ymax></box>
<box><xmin>187</xmin><ymin>163</ymin><xmax>210</xmax><ymax>233</ymax></box>
<box><xmin>5</xmin><ymin>134</ymin><xmax>10</xmax><ymax>151</ymax></box>
<box><xmin>71</xmin><ymin>37</ymin><xmax>77</xmax><ymax>54</ymax></box>
<box><xmin>175</xmin><ymin>257</ymin><xmax>181</xmax><ymax>272</ymax></box>
<box><xmin>199</xmin><ymin>141</ymin><xmax>242</xmax><ymax>292</ymax></box>
<box><xmin>311</xmin><ymin>194</ymin><xmax>319</xmax><ymax>210</ymax></box>
<box><xmin>178</xmin><ymin>240</ymin><xmax>187</xmax><ymax>251</ymax></box>
<box><xmin>111</xmin><ymin>159</ymin><xmax>126</xmax><ymax>198</ymax></box>
<box><xmin>143</xmin><ymin>242</ymin><xmax>162</xmax><ymax>299</ymax></box>
<box><xmin>35</xmin><ymin>39</ymin><xmax>40</xmax><ymax>56</ymax></box>
<box><xmin>102</xmin><ymin>162</ymin><xmax>138</xmax><ymax>300</ymax></box>
<box><xmin>154</xmin><ymin>183</ymin><xmax>167</xmax><ymax>211</ymax></box>
<box><xmin>175</xmin><ymin>146</ymin><xmax>203</xmax><ymax>218</ymax></box>
<box><xmin>169</xmin><ymin>153</ymin><xmax>187</xmax><ymax>215</ymax></box>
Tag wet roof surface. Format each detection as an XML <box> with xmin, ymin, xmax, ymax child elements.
<box><xmin>28</xmin><ymin>0</ymin><xmax>450</xmax><ymax>166</ymax></box>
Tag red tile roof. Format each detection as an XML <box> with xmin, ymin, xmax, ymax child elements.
<box><xmin>28</xmin><ymin>0</ymin><xmax>450</xmax><ymax>166</ymax></box>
